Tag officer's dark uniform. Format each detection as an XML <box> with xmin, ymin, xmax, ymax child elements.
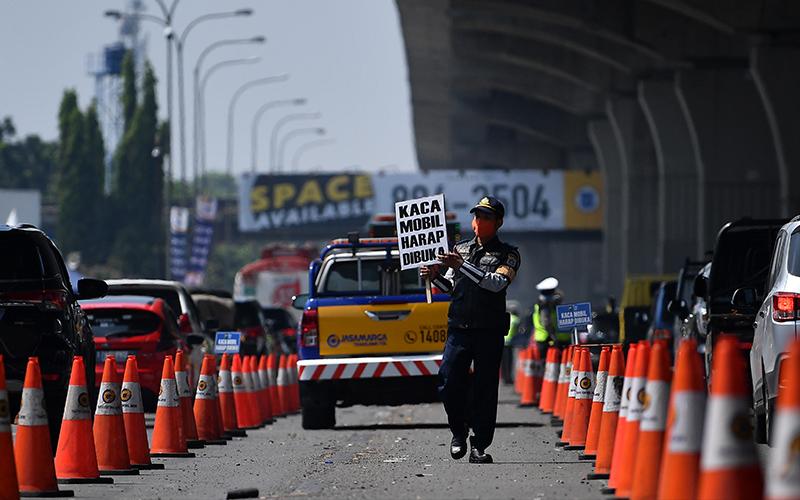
<box><xmin>431</xmin><ymin>199</ymin><xmax>521</xmax><ymax>454</ymax></box>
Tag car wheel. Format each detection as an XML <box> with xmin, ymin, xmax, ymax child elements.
<box><xmin>300</xmin><ymin>381</ymin><xmax>336</xmax><ymax>430</ymax></box>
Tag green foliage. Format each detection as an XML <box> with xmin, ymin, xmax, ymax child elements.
<box><xmin>204</xmin><ymin>240</ymin><xmax>263</xmax><ymax>292</ymax></box>
<box><xmin>121</xmin><ymin>51</ymin><xmax>137</xmax><ymax>132</ymax></box>
<box><xmin>83</xmin><ymin>103</ymin><xmax>109</xmax><ymax>261</ymax></box>
<box><xmin>0</xmin><ymin>117</ymin><xmax>58</xmax><ymax>199</ymax></box>
<box><xmin>56</xmin><ymin>97</ymin><xmax>88</xmax><ymax>255</ymax></box>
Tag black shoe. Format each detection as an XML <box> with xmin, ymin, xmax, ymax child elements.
<box><xmin>468</xmin><ymin>439</ymin><xmax>493</xmax><ymax>464</ymax></box>
<box><xmin>450</xmin><ymin>434</ymin><xmax>467</xmax><ymax>460</ymax></box>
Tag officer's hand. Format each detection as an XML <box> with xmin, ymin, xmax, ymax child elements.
<box><xmin>437</xmin><ymin>251</ymin><xmax>463</xmax><ymax>270</ymax></box>
<box><xmin>420</xmin><ymin>264</ymin><xmax>440</xmax><ymax>279</ymax></box>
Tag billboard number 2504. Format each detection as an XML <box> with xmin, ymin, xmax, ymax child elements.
<box><xmin>392</xmin><ymin>183</ymin><xmax>550</xmax><ymax>219</ymax></box>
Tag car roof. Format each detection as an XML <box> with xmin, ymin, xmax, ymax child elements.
<box><xmin>81</xmin><ymin>295</ymin><xmax>158</xmax><ymax>306</ymax></box>
<box><xmin>106</xmin><ymin>279</ymin><xmax>185</xmax><ymax>289</ymax></box>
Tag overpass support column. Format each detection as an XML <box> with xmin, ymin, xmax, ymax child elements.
<box><xmin>638</xmin><ymin>79</ymin><xmax>701</xmax><ymax>268</ymax></box>
<box><xmin>751</xmin><ymin>45</ymin><xmax>798</xmax><ymax>216</ymax></box>
<box><xmin>588</xmin><ymin>119</ymin><xmax>623</xmax><ymax>298</ymax></box>
<box><xmin>677</xmin><ymin>68</ymin><xmax>784</xmax><ymax>251</ymax></box>
<box><xmin>606</xmin><ymin>97</ymin><xmax>661</xmax><ymax>274</ymax></box>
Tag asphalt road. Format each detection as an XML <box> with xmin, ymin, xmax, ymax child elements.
<box><xmin>49</xmin><ymin>384</ymin><xmax>598</xmax><ymax>499</ymax></box>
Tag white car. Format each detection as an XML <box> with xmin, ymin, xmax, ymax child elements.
<box><xmin>749</xmin><ymin>216</ymin><xmax>800</xmax><ymax>443</ymax></box>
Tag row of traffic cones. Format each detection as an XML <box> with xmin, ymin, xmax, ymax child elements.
<box><xmin>527</xmin><ymin>336</ymin><xmax>790</xmax><ymax>500</ymax></box>
<box><xmin>0</xmin><ymin>351</ymin><xmax>300</xmax><ymax>499</ymax></box>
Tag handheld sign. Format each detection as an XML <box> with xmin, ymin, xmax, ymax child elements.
<box><xmin>556</xmin><ymin>302</ymin><xmax>593</xmax><ymax>332</ymax></box>
<box><xmin>395</xmin><ymin>193</ymin><xmax>449</xmax><ymax>303</ymax></box>
<box><xmin>214</xmin><ymin>331</ymin><xmax>242</xmax><ymax>354</ymax></box>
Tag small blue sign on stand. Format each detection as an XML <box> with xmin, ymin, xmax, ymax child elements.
<box><xmin>214</xmin><ymin>331</ymin><xmax>241</xmax><ymax>354</ymax></box>
<box><xmin>556</xmin><ymin>302</ymin><xmax>593</xmax><ymax>331</ymax></box>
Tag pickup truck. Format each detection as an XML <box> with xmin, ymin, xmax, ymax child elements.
<box><xmin>292</xmin><ymin>237</ymin><xmax>450</xmax><ymax>429</ymax></box>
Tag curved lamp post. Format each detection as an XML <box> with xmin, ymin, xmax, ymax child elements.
<box><xmin>250</xmin><ymin>98</ymin><xmax>307</xmax><ymax>173</ymax></box>
<box><xmin>276</xmin><ymin>128</ymin><xmax>326</xmax><ymax>173</ymax></box>
<box><xmin>268</xmin><ymin>112</ymin><xmax>322</xmax><ymax>173</ymax></box>
<box><xmin>291</xmin><ymin>138</ymin><xmax>336</xmax><ymax>171</ymax></box>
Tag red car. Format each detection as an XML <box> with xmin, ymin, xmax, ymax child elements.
<box><xmin>81</xmin><ymin>295</ymin><xmax>187</xmax><ymax>410</ymax></box>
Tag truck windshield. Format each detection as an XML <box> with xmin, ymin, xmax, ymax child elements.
<box><xmin>323</xmin><ymin>260</ymin><xmax>381</xmax><ymax>294</ymax></box>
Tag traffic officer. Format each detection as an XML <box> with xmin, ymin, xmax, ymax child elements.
<box><xmin>420</xmin><ymin>196</ymin><xmax>521</xmax><ymax>464</ymax></box>
<box><xmin>532</xmin><ymin>277</ymin><xmax>568</xmax><ymax>357</ymax></box>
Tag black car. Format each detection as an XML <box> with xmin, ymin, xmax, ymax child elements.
<box><xmin>0</xmin><ymin>224</ymin><xmax>107</xmax><ymax>447</ymax></box>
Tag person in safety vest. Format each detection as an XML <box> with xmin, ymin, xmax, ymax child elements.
<box><xmin>532</xmin><ymin>277</ymin><xmax>568</xmax><ymax>359</ymax></box>
<box><xmin>500</xmin><ymin>305</ymin><xmax>520</xmax><ymax>384</ymax></box>
<box><xmin>420</xmin><ymin>196</ymin><xmax>521</xmax><ymax>464</ymax></box>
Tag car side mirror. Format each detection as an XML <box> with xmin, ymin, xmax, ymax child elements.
<box><xmin>204</xmin><ymin>319</ymin><xmax>219</xmax><ymax>332</ymax></box>
<box><xmin>291</xmin><ymin>294</ymin><xmax>309</xmax><ymax>310</ymax></box>
<box><xmin>186</xmin><ymin>334</ymin><xmax>205</xmax><ymax>347</ymax></box>
<box><xmin>732</xmin><ymin>287</ymin><xmax>758</xmax><ymax>314</ymax></box>
<box><xmin>77</xmin><ymin>278</ymin><xmax>108</xmax><ymax>300</ymax></box>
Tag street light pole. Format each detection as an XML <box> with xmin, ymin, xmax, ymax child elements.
<box><xmin>276</xmin><ymin>128</ymin><xmax>326</xmax><ymax>173</ymax></box>
<box><xmin>269</xmin><ymin>112</ymin><xmax>322</xmax><ymax>173</ymax></box>
<box><xmin>291</xmin><ymin>138</ymin><xmax>336</xmax><ymax>171</ymax></box>
<box><xmin>250</xmin><ymin>98</ymin><xmax>307</xmax><ymax>173</ymax></box>
<box><xmin>225</xmin><ymin>74</ymin><xmax>289</xmax><ymax>177</ymax></box>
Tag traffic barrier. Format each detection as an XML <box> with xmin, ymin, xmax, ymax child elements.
<box><xmin>613</xmin><ymin>340</ymin><xmax>650</xmax><ymax>498</ymax></box>
<box><xmin>657</xmin><ymin>338</ymin><xmax>705</xmax><ymax>500</ymax></box>
<box><xmin>55</xmin><ymin>356</ymin><xmax>113</xmax><ymax>484</ymax></box>
<box><xmin>582</xmin><ymin>346</ymin><xmax>611</xmax><ymax>460</ymax></box>
<box><xmin>588</xmin><ymin>344</ymin><xmax>624</xmax><ymax>480</ymax></box>
<box><xmin>0</xmin><ymin>355</ymin><xmax>20</xmax><ymax>500</ymax></box>
<box><xmin>175</xmin><ymin>350</ymin><xmax>202</xmax><ymax>448</ymax></box>
<box><xmin>150</xmin><ymin>356</ymin><xmax>194</xmax><ymax>458</ymax></box>
<box><xmin>558</xmin><ymin>347</ymin><xmax>581</xmax><ymax>446</ymax></box>
<box><xmin>631</xmin><ymin>341</ymin><xmax>671</xmax><ymax>500</ymax></box>
<box><xmin>277</xmin><ymin>355</ymin><xmax>291</xmax><ymax>418</ymax></box>
<box><xmin>514</xmin><ymin>347</ymin><xmax>527</xmax><ymax>395</ymax></box>
<box><xmin>767</xmin><ymin>338</ymin><xmax>800</xmax><ymax>499</ymax></box>
<box><xmin>553</xmin><ymin>346</ymin><xmax>572</xmax><ymax>424</ymax></box>
<box><xmin>94</xmin><ymin>355</ymin><xmax>139</xmax><ymax>476</ymax></box>
<box><xmin>602</xmin><ymin>343</ymin><xmax>639</xmax><ymax>492</ymax></box>
<box><xmin>539</xmin><ymin>346</ymin><xmax>560</xmax><ymax>414</ymax></box>
<box><xmin>15</xmin><ymin>357</ymin><xmax>74</xmax><ymax>497</ymax></box>
<box><xmin>566</xmin><ymin>347</ymin><xmax>595</xmax><ymax>450</ymax></box>
<box><xmin>519</xmin><ymin>347</ymin><xmax>537</xmax><ymax>407</ymax></box>
<box><xmin>121</xmin><ymin>356</ymin><xmax>165</xmax><ymax>469</ymax></box>
<box><xmin>232</xmin><ymin>355</ymin><xmax>258</xmax><ymax>430</ymax></box>
<box><xmin>258</xmin><ymin>355</ymin><xmax>274</xmax><ymax>423</ymax></box>
<box><xmin>268</xmin><ymin>353</ymin><xmax>284</xmax><ymax>417</ymax></box>
<box><xmin>697</xmin><ymin>336</ymin><xmax>763</xmax><ymax>499</ymax></box>
<box><xmin>193</xmin><ymin>355</ymin><xmax>226</xmax><ymax>445</ymax></box>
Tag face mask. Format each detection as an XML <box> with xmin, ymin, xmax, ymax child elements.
<box><xmin>472</xmin><ymin>217</ymin><xmax>497</xmax><ymax>240</ymax></box>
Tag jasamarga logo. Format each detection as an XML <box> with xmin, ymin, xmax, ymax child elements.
<box><xmin>329</xmin><ymin>333</ymin><xmax>388</xmax><ymax>348</ymax></box>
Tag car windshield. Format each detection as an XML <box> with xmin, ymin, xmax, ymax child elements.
<box><xmin>107</xmin><ymin>287</ymin><xmax>182</xmax><ymax>317</ymax></box>
<box><xmin>788</xmin><ymin>231</ymin><xmax>800</xmax><ymax>277</ymax></box>
<box><xmin>0</xmin><ymin>232</ymin><xmax>63</xmax><ymax>286</ymax></box>
<box><xmin>86</xmin><ymin>308</ymin><xmax>161</xmax><ymax>338</ymax></box>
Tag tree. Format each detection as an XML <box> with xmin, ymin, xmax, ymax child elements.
<box><xmin>83</xmin><ymin>103</ymin><xmax>108</xmax><ymax>262</ymax></box>
<box><xmin>0</xmin><ymin>116</ymin><xmax>58</xmax><ymax>197</ymax></box>
<box><xmin>121</xmin><ymin>51</ymin><xmax>137</xmax><ymax>132</ymax></box>
<box><xmin>56</xmin><ymin>95</ymin><xmax>87</xmax><ymax>255</ymax></box>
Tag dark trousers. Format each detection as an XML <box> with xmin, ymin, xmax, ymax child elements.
<box><xmin>438</xmin><ymin>327</ymin><xmax>504</xmax><ymax>451</ymax></box>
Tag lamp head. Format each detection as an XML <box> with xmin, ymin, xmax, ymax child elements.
<box><xmin>104</xmin><ymin>10</ymin><xmax>123</xmax><ymax>20</ymax></box>
<box><xmin>235</xmin><ymin>8</ymin><xmax>254</xmax><ymax>16</ymax></box>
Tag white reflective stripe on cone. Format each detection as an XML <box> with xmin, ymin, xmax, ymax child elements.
<box><xmin>195</xmin><ymin>375</ymin><xmax>215</xmax><ymax>400</ymax></box>
<box><xmin>218</xmin><ymin>370</ymin><xmax>232</xmax><ymax>393</ymax></box>
<box><xmin>157</xmin><ymin>378</ymin><xmax>179</xmax><ymax>408</ymax></box>
<box><xmin>62</xmin><ymin>384</ymin><xmax>91</xmax><ymax>421</ymax></box>
<box><xmin>232</xmin><ymin>371</ymin><xmax>245</xmax><ymax>391</ymax></box>
<box><xmin>176</xmin><ymin>371</ymin><xmax>191</xmax><ymax>398</ymax></box>
<box><xmin>0</xmin><ymin>389</ymin><xmax>12</xmax><ymax>431</ymax></box>
<box><xmin>768</xmin><ymin>408</ymin><xmax>800</xmax><ymax>498</ymax></box>
<box><xmin>639</xmin><ymin>380</ymin><xmax>670</xmax><ymax>432</ymax></box>
<box><xmin>700</xmin><ymin>395</ymin><xmax>758</xmax><ymax>469</ymax></box>
<box><xmin>593</xmin><ymin>371</ymin><xmax>608</xmax><ymax>404</ymax></box>
<box><xmin>626</xmin><ymin>376</ymin><xmax>647</xmax><ymax>423</ymax></box>
<box><xmin>568</xmin><ymin>370</ymin><xmax>581</xmax><ymax>398</ymax></box>
<box><xmin>18</xmin><ymin>387</ymin><xmax>48</xmax><ymax>426</ymax></box>
<box><xmin>616</xmin><ymin>375</ymin><xmax>633</xmax><ymax>418</ymax></box>
<box><xmin>544</xmin><ymin>362</ymin><xmax>559</xmax><ymax>382</ymax></box>
<box><xmin>603</xmin><ymin>375</ymin><xmax>623</xmax><ymax>412</ymax></box>
<box><xmin>668</xmin><ymin>391</ymin><xmax>705</xmax><ymax>453</ymax></box>
<box><xmin>258</xmin><ymin>370</ymin><xmax>270</xmax><ymax>389</ymax></box>
<box><xmin>96</xmin><ymin>381</ymin><xmax>122</xmax><ymax>416</ymax></box>
<box><xmin>575</xmin><ymin>371</ymin><xmax>595</xmax><ymax>400</ymax></box>
<box><xmin>121</xmin><ymin>381</ymin><xmax>144</xmax><ymax>414</ymax></box>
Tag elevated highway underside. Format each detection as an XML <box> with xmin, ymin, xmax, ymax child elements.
<box><xmin>396</xmin><ymin>0</ymin><xmax>800</xmax><ymax>300</ymax></box>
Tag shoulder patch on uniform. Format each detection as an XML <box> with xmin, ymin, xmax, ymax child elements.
<box><xmin>506</xmin><ymin>250</ymin><xmax>519</xmax><ymax>269</ymax></box>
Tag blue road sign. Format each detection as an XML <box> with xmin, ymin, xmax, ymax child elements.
<box><xmin>556</xmin><ymin>302</ymin><xmax>593</xmax><ymax>331</ymax></box>
<box><xmin>214</xmin><ymin>331</ymin><xmax>241</xmax><ymax>354</ymax></box>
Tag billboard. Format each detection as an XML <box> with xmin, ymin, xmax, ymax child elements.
<box><xmin>239</xmin><ymin>173</ymin><xmax>374</xmax><ymax>232</ymax></box>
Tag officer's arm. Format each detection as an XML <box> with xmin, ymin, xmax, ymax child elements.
<box><xmin>431</xmin><ymin>267</ymin><xmax>455</xmax><ymax>294</ymax></box>
<box><xmin>458</xmin><ymin>249</ymin><xmax>521</xmax><ymax>293</ymax></box>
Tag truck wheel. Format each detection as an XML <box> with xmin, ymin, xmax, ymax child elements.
<box><xmin>300</xmin><ymin>381</ymin><xmax>336</xmax><ymax>430</ymax></box>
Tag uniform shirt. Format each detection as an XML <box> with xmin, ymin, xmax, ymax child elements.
<box><xmin>431</xmin><ymin>236</ymin><xmax>521</xmax><ymax>330</ymax></box>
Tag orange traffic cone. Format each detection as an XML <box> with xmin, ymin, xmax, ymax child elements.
<box><xmin>268</xmin><ymin>353</ymin><xmax>284</xmax><ymax>417</ymax></box>
<box><xmin>277</xmin><ymin>355</ymin><xmax>291</xmax><ymax>417</ymax></box>
<box><xmin>613</xmin><ymin>341</ymin><xmax>650</xmax><ymax>497</ymax></box>
<box><xmin>15</xmin><ymin>357</ymin><xmax>74</xmax><ymax>497</ymax></box>
<box><xmin>588</xmin><ymin>345</ymin><xmax>625</xmax><ymax>480</ymax></box>
<box><xmin>767</xmin><ymin>338</ymin><xmax>800</xmax><ymax>499</ymax></box>
<box><xmin>121</xmin><ymin>356</ymin><xmax>165</xmax><ymax>470</ymax></box>
<box><xmin>194</xmin><ymin>355</ymin><xmax>227</xmax><ymax>445</ymax></box>
<box><xmin>539</xmin><ymin>346</ymin><xmax>560</xmax><ymax>414</ymax></box>
<box><xmin>519</xmin><ymin>347</ymin><xmax>537</xmax><ymax>406</ymax></box>
<box><xmin>515</xmin><ymin>347</ymin><xmax>528</xmax><ymax>395</ymax></box>
<box><xmin>567</xmin><ymin>347</ymin><xmax>595</xmax><ymax>450</ymax></box>
<box><xmin>246</xmin><ymin>355</ymin><xmax>265</xmax><ymax>426</ymax></box>
<box><xmin>150</xmin><ymin>356</ymin><xmax>194</xmax><ymax>458</ymax></box>
<box><xmin>175</xmin><ymin>351</ymin><xmax>202</xmax><ymax>448</ymax></box>
<box><xmin>218</xmin><ymin>354</ymin><xmax>243</xmax><ymax>436</ymax></box>
<box><xmin>553</xmin><ymin>346</ymin><xmax>572</xmax><ymax>423</ymax></box>
<box><xmin>656</xmin><ymin>338</ymin><xmax>705</xmax><ymax>500</ymax></box>
<box><xmin>559</xmin><ymin>347</ymin><xmax>582</xmax><ymax>446</ymax></box>
<box><xmin>258</xmin><ymin>354</ymin><xmax>275</xmax><ymax>423</ymax></box>
<box><xmin>55</xmin><ymin>356</ymin><xmax>113</xmax><ymax>484</ymax></box>
<box><xmin>582</xmin><ymin>346</ymin><xmax>611</xmax><ymax>460</ymax></box>
<box><xmin>631</xmin><ymin>341</ymin><xmax>671</xmax><ymax>500</ymax></box>
<box><xmin>210</xmin><ymin>356</ymin><xmax>234</xmax><ymax>440</ymax></box>
<box><xmin>252</xmin><ymin>355</ymin><xmax>272</xmax><ymax>424</ymax></box>
<box><xmin>232</xmin><ymin>355</ymin><xmax>257</xmax><ymax>430</ymax></box>
<box><xmin>0</xmin><ymin>355</ymin><xmax>20</xmax><ymax>500</ymax></box>
<box><xmin>94</xmin><ymin>355</ymin><xmax>139</xmax><ymax>476</ymax></box>
<box><xmin>603</xmin><ymin>343</ymin><xmax>639</xmax><ymax>492</ymax></box>
<box><xmin>697</xmin><ymin>336</ymin><xmax>763</xmax><ymax>499</ymax></box>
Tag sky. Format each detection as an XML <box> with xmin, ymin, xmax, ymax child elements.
<box><xmin>0</xmin><ymin>0</ymin><xmax>419</xmax><ymax>179</ymax></box>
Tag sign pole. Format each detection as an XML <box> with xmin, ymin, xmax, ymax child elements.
<box><xmin>425</xmin><ymin>276</ymin><xmax>432</xmax><ymax>304</ymax></box>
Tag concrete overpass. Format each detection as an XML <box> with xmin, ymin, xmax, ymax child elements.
<box><xmin>396</xmin><ymin>0</ymin><xmax>800</xmax><ymax>301</ymax></box>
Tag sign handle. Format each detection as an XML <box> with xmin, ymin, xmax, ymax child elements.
<box><xmin>425</xmin><ymin>276</ymin><xmax>432</xmax><ymax>304</ymax></box>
